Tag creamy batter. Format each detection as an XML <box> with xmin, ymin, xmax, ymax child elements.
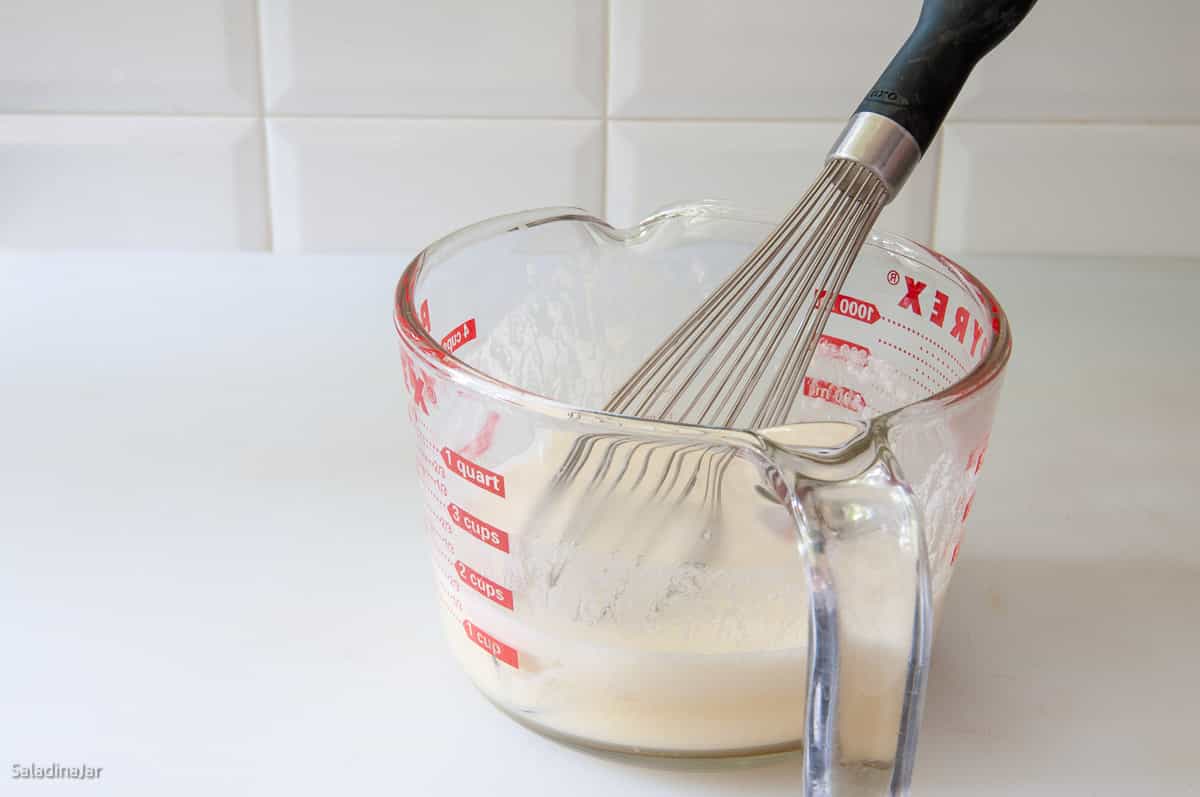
<box><xmin>432</xmin><ymin>411</ymin><xmax>949</xmax><ymax>761</ymax></box>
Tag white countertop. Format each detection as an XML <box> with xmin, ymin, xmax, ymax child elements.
<box><xmin>2</xmin><ymin>252</ymin><xmax>1197</xmax><ymax>796</ymax></box>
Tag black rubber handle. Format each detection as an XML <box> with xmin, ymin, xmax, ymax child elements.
<box><xmin>857</xmin><ymin>0</ymin><xmax>1038</xmax><ymax>152</ymax></box>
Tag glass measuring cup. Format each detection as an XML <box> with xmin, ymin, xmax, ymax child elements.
<box><xmin>394</xmin><ymin>201</ymin><xmax>1009</xmax><ymax>794</ymax></box>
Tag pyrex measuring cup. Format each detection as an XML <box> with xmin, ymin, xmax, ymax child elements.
<box><xmin>394</xmin><ymin>202</ymin><xmax>1009</xmax><ymax>795</ymax></box>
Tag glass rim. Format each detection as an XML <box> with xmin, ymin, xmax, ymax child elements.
<box><xmin>394</xmin><ymin>201</ymin><xmax>1012</xmax><ymax>437</ymax></box>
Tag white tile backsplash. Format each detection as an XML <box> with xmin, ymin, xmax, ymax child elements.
<box><xmin>0</xmin><ymin>2</ymin><xmax>1196</xmax><ymax>255</ymax></box>
<box><xmin>953</xmin><ymin>0</ymin><xmax>1200</xmax><ymax>122</ymax></box>
<box><xmin>0</xmin><ymin>0</ymin><xmax>260</xmax><ymax>113</ymax></box>
<box><xmin>607</xmin><ymin>121</ymin><xmax>937</xmax><ymax>241</ymax></box>
<box><xmin>609</xmin><ymin>0</ymin><xmax>921</xmax><ymax>119</ymax></box>
<box><xmin>935</xmin><ymin>123</ymin><xmax>1200</xmax><ymax>257</ymax></box>
<box><xmin>0</xmin><ymin>116</ymin><xmax>267</xmax><ymax>249</ymax></box>
<box><xmin>267</xmin><ymin>118</ymin><xmax>603</xmax><ymax>251</ymax></box>
<box><xmin>259</xmin><ymin>0</ymin><xmax>605</xmax><ymax>116</ymax></box>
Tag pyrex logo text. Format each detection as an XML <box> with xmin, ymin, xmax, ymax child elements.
<box><xmin>898</xmin><ymin>277</ymin><xmax>987</xmax><ymax>358</ymax></box>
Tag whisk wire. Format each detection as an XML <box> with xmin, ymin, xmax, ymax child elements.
<box><xmin>710</xmin><ymin>165</ymin><xmax>879</xmax><ymax>427</ymax></box>
<box><xmin>674</xmin><ymin>161</ymin><xmax>860</xmax><ymax>425</ymax></box>
<box><xmin>606</xmin><ymin>158</ymin><xmax>887</xmax><ymax>431</ymax></box>
<box><xmin>604</xmin><ymin>160</ymin><xmax>844</xmax><ymax>418</ymax></box>
<box><xmin>753</xmin><ymin>169</ymin><xmax>887</xmax><ymax>427</ymax></box>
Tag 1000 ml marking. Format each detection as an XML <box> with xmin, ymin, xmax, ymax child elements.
<box><xmin>816</xmin><ymin>290</ymin><xmax>881</xmax><ymax>324</ymax></box>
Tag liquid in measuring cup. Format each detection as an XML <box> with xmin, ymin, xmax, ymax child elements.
<box><xmin>407</xmin><ymin>346</ymin><xmax>968</xmax><ymax>759</ymax></box>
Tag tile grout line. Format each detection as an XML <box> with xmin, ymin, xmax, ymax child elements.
<box><xmin>927</xmin><ymin>132</ymin><xmax>946</xmax><ymax>246</ymax></box>
<box><xmin>1</xmin><ymin>109</ymin><xmax>1196</xmax><ymax>127</ymax></box>
<box><xmin>0</xmin><ymin>110</ymin><xmax>606</xmax><ymax>122</ymax></box>
<box><xmin>251</xmin><ymin>0</ymin><xmax>275</xmax><ymax>252</ymax></box>
<box><xmin>602</xmin><ymin>116</ymin><xmax>1200</xmax><ymax>127</ymax></box>
<box><xmin>600</xmin><ymin>0</ymin><xmax>612</xmax><ymax>219</ymax></box>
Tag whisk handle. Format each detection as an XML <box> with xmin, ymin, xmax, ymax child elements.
<box><xmin>857</xmin><ymin>0</ymin><xmax>1038</xmax><ymax>153</ymax></box>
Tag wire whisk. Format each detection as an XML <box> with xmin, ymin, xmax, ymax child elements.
<box><xmin>605</xmin><ymin>158</ymin><xmax>887</xmax><ymax>430</ymax></box>
<box><xmin>528</xmin><ymin>159</ymin><xmax>887</xmax><ymax>595</ymax></box>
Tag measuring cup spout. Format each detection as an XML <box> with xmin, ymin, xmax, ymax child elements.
<box><xmin>756</xmin><ymin>433</ymin><xmax>932</xmax><ymax>797</ymax></box>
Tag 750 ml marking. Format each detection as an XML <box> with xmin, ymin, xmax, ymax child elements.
<box><xmin>818</xmin><ymin>334</ymin><xmax>870</xmax><ymax>361</ymax></box>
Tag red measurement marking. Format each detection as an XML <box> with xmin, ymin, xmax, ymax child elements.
<box><xmin>440</xmin><ymin>318</ymin><xmax>477</xmax><ymax>353</ymax></box>
<box><xmin>436</xmin><ymin>569</ymin><xmax>465</xmax><ymax>606</ymax></box>
<box><xmin>460</xmin><ymin>412</ymin><xmax>500</xmax><ymax>459</ymax></box>
<box><xmin>876</xmin><ymin>338</ymin><xmax>939</xmax><ymax>394</ymax></box>
<box><xmin>463</xmin><ymin>620</ymin><xmax>519</xmax><ymax>668</ymax></box>
<box><xmin>425</xmin><ymin>516</ymin><xmax>455</xmax><ymax>556</ymax></box>
<box><xmin>950</xmin><ymin>540</ymin><xmax>961</xmax><ymax>565</ymax></box>
<box><xmin>886</xmin><ymin>338</ymin><xmax>951</xmax><ymax>386</ymax></box>
<box><xmin>966</xmin><ymin>436</ymin><xmax>989</xmax><ymax>475</ymax></box>
<box><xmin>419</xmin><ymin>463</ymin><xmax>447</xmax><ymax>493</ymax></box>
<box><xmin>433</xmin><ymin>547</ymin><xmax>455</xmax><ymax>571</ymax></box>
<box><xmin>419</xmin><ymin>300</ymin><xmax>431</xmax><ymax>332</ymax></box>
<box><xmin>419</xmin><ymin>494</ymin><xmax>446</xmax><ymax>520</ymax></box>
<box><xmin>441</xmin><ymin>448</ymin><xmax>505</xmax><ymax>497</ymax></box>
<box><xmin>803</xmin><ymin>377</ymin><xmax>866</xmax><ymax>412</ymax></box>
<box><xmin>818</xmin><ymin>334</ymin><xmax>871</xmax><ymax>360</ymax></box>
<box><xmin>876</xmin><ymin>339</ymin><xmax>941</xmax><ymax>393</ymax></box>
<box><xmin>817</xmin><ymin>291</ymin><xmax>881</xmax><ymax>325</ymax></box>
<box><xmin>455</xmin><ymin>560</ymin><xmax>514</xmax><ymax>610</ymax></box>
<box><xmin>962</xmin><ymin>493</ymin><xmax>975</xmax><ymax>522</ymax></box>
<box><xmin>919</xmin><ymin>344</ymin><xmax>959</xmax><ymax>378</ymax></box>
<box><xmin>883</xmin><ymin>316</ymin><xmax>969</xmax><ymax>374</ymax></box>
<box><xmin>447</xmin><ymin>503</ymin><xmax>510</xmax><ymax>553</ymax></box>
<box><xmin>414</xmin><ymin>445</ymin><xmax>446</xmax><ymax>479</ymax></box>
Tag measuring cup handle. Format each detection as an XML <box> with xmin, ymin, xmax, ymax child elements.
<box><xmin>766</xmin><ymin>450</ymin><xmax>932</xmax><ymax>797</ymax></box>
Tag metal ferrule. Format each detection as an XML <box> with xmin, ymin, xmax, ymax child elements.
<box><xmin>827</xmin><ymin>112</ymin><xmax>922</xmax><ymax>202</ymax></box>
